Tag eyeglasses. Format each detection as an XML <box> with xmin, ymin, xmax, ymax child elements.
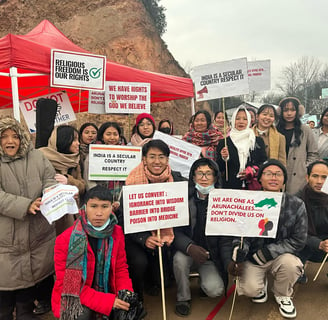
<box><xmin>195</xmin><ymin>172</ymin><xmax>214</xmax><ymax>179</ymax></box>
<box><xmin>146</xmin><ymin>155</ymin><xmax>167</xmax><ymax>161</ymax></box>
<box><xmin>262</xmin><ymin>171</ymin><xmax>284</xmax><ymax>178</ymax></box>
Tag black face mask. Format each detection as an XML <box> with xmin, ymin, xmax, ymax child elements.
<box><xmin>159</xmin><ymin>127</ymin><xmax>171</xmax><ymax>134</ymax></box>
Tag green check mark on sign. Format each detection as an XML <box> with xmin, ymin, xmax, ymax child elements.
<box><xmin>89</xmin><ymin>67</ymin><xmax>102</xmax><ymax>79</ymax></box>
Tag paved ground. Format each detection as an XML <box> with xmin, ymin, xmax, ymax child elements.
<box><xmin>40</xmin><ymin>261</ymin><xmax>327</xmax><ymax>320</ymax></box>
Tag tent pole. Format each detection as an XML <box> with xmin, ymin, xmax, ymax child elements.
<box><xmin>10</xmin><ymin>67</ymin><xmax>20</xmax><ymax>122</ymax></box>
<box><xmin>191</xmin><ymin>97</ymin><xmax>195</xmax><ymax>115</ymax></box>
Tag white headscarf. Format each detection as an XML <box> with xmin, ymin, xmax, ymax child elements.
<box><xmin>230</xmin><ymin>106</ymin><xmax>256</xmax><ymax>172</ymax></box>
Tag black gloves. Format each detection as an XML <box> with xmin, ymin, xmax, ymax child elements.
<box><xmin>187</xmin><ymin>244</ymin><xmax>209</xmax><ymax>265</ymax></box>
<box><xmin>113</xmin><ymin>290</ymin><xmax>145</xmax><ymax>320</ymax></box>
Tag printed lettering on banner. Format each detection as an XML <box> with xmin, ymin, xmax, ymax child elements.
<box><xmin>153</xmin><ymin>130</ymin><xmax>201</xmax><ymax>178</ymax></box>
<box><xmin>105</xmin><ymin>81</ymin><xmax>151</xmax><ymax>114</ymax></box>
<box><xmin>19</xmin><ymin>92</ymin><xmax>76</xmax><ymax>133</ymax></box>
<box><xmin>51</xmin><ymin>49</ymin><xmax>106</xmax><ymax>90</ymax></box>
<box><xmin>89</xmin><ymin>145</ymin><xmax>142</xmax><ymax>181</ymax></box>
<box><xmin>123</xmin><ymin>181</ymin><xmax>189</xmax><ymax>234</ymax></box>
<box><xmin>247</xmin><ymin>60</ymin><xmax>271</xmax><ymax>92</ymax></box>
<box><xmin>191</xmin><ymin>57</ymin><xmax>249</xmax><ymax>101</ymax></box>
<box><xmin>205</xmin><ymin>189</ymin><xmax>282</xmax><ymax>238</ymax></box>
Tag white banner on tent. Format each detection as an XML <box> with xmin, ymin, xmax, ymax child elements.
<box><xmin>104</xmin><ymin>81</ymin><xmax>151</xmax><ymax>114</ymax></box>
<box><xmin>88</xmin><ymin>90</ymin><xmax>105</xmax><ymax>114</ymax></box>
<box><xmin>153</xmin><ymin>131</ymin><xmax>201</xmax><ymax>178</ymax></box>
<box><xmin>51</xmin><ymin>49</ymin><xmax>106</xmax><ymax>90</ymax></box>
<box><xmin>88</xmin><ymin>145</ymin><xmax>142</xmax><ymax>181</ymax></box>
<box><xmin>19</xmin><ymin>92</ymin><xmax>76</xmax><ymax>133</ymax></box>
<box><xmin>205</xmin><ymin>189</ymin><xmax>282</xmax><ymax>238</ymax></box>
<box><xmin>191</xmin><ymin>57</ymin><xmax>249</xmax><ymax>101</ymax></box>
<box><xmin>247</xmin><ymin>60</ymin><xmax>271</xmax><ymax>92</ymax></box>
<box><xmin>123</xmin><ymin>181</ymin><xmax>189</xmax><ymax>234</ymax></box>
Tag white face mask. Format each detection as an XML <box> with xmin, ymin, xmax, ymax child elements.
<box><xmin>195</xmin><ymin>183</ymin><xmax>215</xmax><ymax>195</ymax></box>
<box><xmin>87</xmin><ymin>219</ymin><xmax>110</xmax><ymax>231</ymax></box>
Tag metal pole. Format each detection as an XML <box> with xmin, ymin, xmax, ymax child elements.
<box><xmin>10</xmin><ymin>67</ymin><xmax>20</xmax><ymax>122</ymax></box>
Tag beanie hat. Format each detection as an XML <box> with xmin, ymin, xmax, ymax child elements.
<box><xmin>257</xmin><ymin>159</ymin><xmax>288</xmax><ymax>185</ymax></box>
<box><xmin>136</xmin><ymin>113</ymin><xmax>155</xmax><ymax>126</ymax></box>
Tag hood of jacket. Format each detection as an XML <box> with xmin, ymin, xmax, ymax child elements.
<box><xmin>0</xmin><ymin>117</ymin><xmax>31</xmax><ymax>160</ymax></box>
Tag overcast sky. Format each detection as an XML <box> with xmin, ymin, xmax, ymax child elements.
<box><xmin>160</xmin><ymin>0</ymin><xmax>328</xmax><ymax>92</ymax></box>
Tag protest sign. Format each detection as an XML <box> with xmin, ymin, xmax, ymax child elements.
<box><xmin>40</xmin><ymin>184</ymin><xmax>79</xmax><ymax>224</ymax></box>
<box><xmin>247</xmin><ymin>60</ymin><xmax>271</xmax><ymax>92</ymax></box>
<box><xmin>205</xmin><ymin>189</ymin><xmax>282</xmax><ymax>238</ymax></box>
<box><xmin>191</xmin><ymin>57</ymin><xmax>249</xmax><ymax>101</ymax></box>
<box><xmin>88</xmin><ymin>90</ymin><xmax>105</xmax><ymax>114</ymax></box>
<box><xmin>88</xmin><ymin>145</ymin><xmax>142</xmax><ymax>181</ymax></box>
<box><xmin>153</xmin><ymin>131</ymin><xmax>201</xmax><ymax>178</ymax></box>
<box><xmin>123</xmin><ymin>181</ymin><xmax>189</xmax><ymax>234</ymax></box>
<box><xmin>19</xmin><ymin>92</ymin><xmax>76</xmax><ymax>133</ymax></box>
<box><xmin>105</xmin><ymin>81</ymin><xmax>151</xmax><ymax>114</ymax></box>
<box><xmin>322</xmin><ymin>178</ymin><xmax>328</xmax><ymax>195</ymax></box>
<box><xmin>51</xmin><ymin>49</ymin><xmax>106</xmax><ymax>90</ymax></box>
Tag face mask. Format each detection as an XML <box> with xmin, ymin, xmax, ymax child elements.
<box><xmin>87</xmin><ymin>218</ymin><xmax>110</xmax><ymax>231</ymax></box>
<box><xmin>195</xmin><ymin>183</ymin><xmax>215</xmax><ymax>195</ymax></box>
<box><xmin>159</xmin><ymin>127</ymin><xmax>171</xmax><ymax>134</ymax></box>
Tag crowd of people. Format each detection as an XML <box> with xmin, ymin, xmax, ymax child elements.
<box><xmin>0</xmin><ymin>96</ymin><xmax>327</xmax><ymax>320</ymax></box>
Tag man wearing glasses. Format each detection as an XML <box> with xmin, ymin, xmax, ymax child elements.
<box><xmin>173</xmin><ymin>158</ymin><xmax>232</xmax><ymax>317</ymax></box>
<box><xmin>228</xmin><ymin>159</ymin><xmax>307</xmax><ymax>319</ymax></box>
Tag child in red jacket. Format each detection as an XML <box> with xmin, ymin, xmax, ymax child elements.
<box><xmin>52</xmin><ymin>186</ymin><xmax>142</xmax><ymax>319</ymax></box>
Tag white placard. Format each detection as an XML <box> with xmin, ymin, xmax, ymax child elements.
<box><xmin>88</xmin><ymin>90</ymin><xmax>105</xmax><ymax>114</ymax></box>
<box><xmin>88</xmin><ymin>145</ymin><xmax>142</xmax><ymax>181</ymax></box>
<box><xmin>322</xmin><ymin>178</ymin><xmax>328</xmax><ymax>195</ymax></box>
<box><xmin>153</xmin><ymin>131</ymin><xmax>201</xmax><ymax>178</ymax></box>
<box><xmin>191</xmin><ymin>57</ymin><xmax>249</xmax><ymax>101</ymax></box>
<box><xmin>40</xmin><ymin>184</ymin><xmax>79</xmax><ymax>224</ymax></box>
<box><xmin>105</xmin><ymin>81</ymin><xmax>151</xmax><ymax>114</ymax></box>
<box><xmin>19</xmin><ymin>92</ymin><xmax>76</xmax><ymax>133</ymax></box>
<box><xmin>51</xmin><ymin>49</ymin><xmax>106</xmax><ymax>90</ymax></box>
<box><xmin>205</xmin><ymin>189</ymin><xmax>283</xmax><ymax>238</ymax></box>
<box><xmin>123</xmin><ymin>181</ymin><xmax>189</xmax><ymax>234</ymax></box>
<box><xmin>247</xmin><ymin>60</ymin><xmax>271</xmax><ymax>92</ymax></box>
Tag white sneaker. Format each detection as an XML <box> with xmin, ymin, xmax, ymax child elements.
<box><xmin>251</xmin><ymin>279</ymin><xmax>268</xmax><ymax>303</ymax></box>
<box><xmin>274</xmin><ymin>296</ymin><xmax>296</xmax><ymax>318</ymax></box>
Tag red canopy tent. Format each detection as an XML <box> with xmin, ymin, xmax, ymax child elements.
<box><xmin>0</xmin><ymin>20</ymin><xmax>194</xmax><ymax>119</ymax></box>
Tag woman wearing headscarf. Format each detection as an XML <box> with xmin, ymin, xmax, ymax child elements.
<box><xmin>252</xmin><ymin>104</ymin><xmax>286</xmax><ymax>167</ymax></box>
<box><xmin>40</xmin><ymin>125</ymin><xmax>86</xmax><ymax>235</ymax></box>
<box><xmin>216</xmin><ymin>106</ymin><xmax>267</xmax><ymax>189</ymax></box>
<box><xmin>0</xmin><ymin>117</ymin><xmax>57</xmax><ymax>320</ymax></box>
<box><xmin>130</xmin><ymin>113</ymin><xmax>155</xmax><ymax>147</ymax></box>
<box><xmin>158</xmin><ymin>119</ymin><xmax>174</xmax><ymax>135</ymax></box>
<box><xmin>183</xmin><ymin>110</ymin><xmax>222</xmax><ymax>160</ymax></box>
<box><xmin>277</xmin><ymin>97</ymin><xmax>318</xmax><ymax>194</ymax></box>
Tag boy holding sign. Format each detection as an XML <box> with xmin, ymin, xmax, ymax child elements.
<box><xmin>229</xmin><ymin>159</ymin><xmax>307</xmax><ymax>319</ymax></box>
<box><xmin>119</xmin><ymin>140</ymin><xmax>186</xmax><ymax>307</ymax></box>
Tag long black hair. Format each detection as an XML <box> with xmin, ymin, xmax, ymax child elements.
<box><xmin>277</xmin><ymin>98</ymin><xmax>302</xmax><ymax>147</ymax></box>
<box><xmin>319</xmin><ymin>107</ymin><xmax>328</xmax><ymax>127</ymax></box>
<box><xmin>97</xmin><ymin>122</ymin><xmax>122</xmax><ymax>144</ymax></box>
<box><xmin>56</xmin><ymin>125</ymin><xmax>79</xmax><ymax>154</ymax></box>
<box><xmin>192</xmin><ymin>110</ymin><xmax>212</xmax><ymax>129</ymax></box>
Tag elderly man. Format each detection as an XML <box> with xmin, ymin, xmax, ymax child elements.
<box><xmin>228</xmin><ymin>159</ymin><xmax>307</xmax><ymax>319</ymax></box>
<box><xmin>296</xmin><ymin>160</ymin><xmax>328</xmax><ymax>283</ymax></box>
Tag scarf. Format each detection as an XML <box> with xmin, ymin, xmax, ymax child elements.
<box><xmin>230</xmin><ymin>107</ymin><xmax>256</xmax><ymax>172</ymax></box>
<box><xmin>301</xmin><ymin>184</ymin><xmax>328</xmax><ymax>236</ymax></box>
<box><xmin>130</xmin><ymin>133</ymin><xmax>152</xmax><ymax>147</ymax></box>
<box><xmin>182</xmin><ymin>125</ymin><xmax>222</xmax><ymax>160</ymax></box>
<box><xmin>125</xmin><ymin>162</ymin><xmax>174</xmax><ymax>244</ymax></box>
<box><xmin>60</xmin><ymin>206</ymin><xmax>117</xmax><ymax>320</ymax></box>
<box><xmin>213</xmin><ymin>123</ymin><xmax>231</xmax><ymax>138</ymax></box>
<box><xmin>40</xmin><ymin>128</ymin><xmax>80</xmax><ymax>173</ymax></box>
<box><xmin>253</xmin><ymin>125</ymin><xmax>281</xmax><ymax>160</ymax></box>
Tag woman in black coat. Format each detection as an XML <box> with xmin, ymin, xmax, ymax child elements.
<box><xmin>216</xmin><ymin>106</ymin><xmax>267</xmax><ymax>189</ymax></box>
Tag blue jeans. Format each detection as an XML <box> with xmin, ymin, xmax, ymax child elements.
<box><xmin>173</xmin><ymin>251</ymin><xmax>224</xmax><ymax>302</ymax></box>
